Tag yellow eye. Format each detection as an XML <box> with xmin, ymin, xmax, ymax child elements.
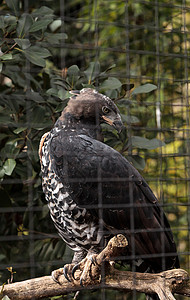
<box><xmin>102</xmin><ymin>106</ymin><xmax>110</xmax><ymax>114</ymax></box>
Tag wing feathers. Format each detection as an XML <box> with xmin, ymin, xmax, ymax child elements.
<box><xmin>50</xmin><ymin>133</ymin><xmax>179</xmax><ymax>270</ymax></box>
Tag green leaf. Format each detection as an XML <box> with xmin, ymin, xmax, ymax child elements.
<box><xmin>67</xmin><ymin>65</ymin><xmax>79</xmax><ymax>76</ymax></box>
<box><xmin>3</xmin><ymin>159</ymin><xmax>16</xmax><ymax>176</ymax></box>
<box><xmin>105</xmin><ymin>89</ymin><xmax>119</xmax><ymax>99</ymax></box>
<box><xmin>117</xmin><ymin>99</ymin><xmax>132</xmax><ymax>106</ymax></box>
<box><xmin>44</xmin><ymin>32</ymin><xmax>67</xmax><ymax>44</ymax></box>
<box><xmin>0</xmin><ymin>62</ymin><xmax>2</xmax><ymax>72</ymax></box>
<box><xmin>84</xmin><ymin>61</ymin><xmax>100</xmax><ymax>82</ymax></box>
<box><xmin>29</xmin><ymin>107</ymin><xmax>52</xmax><ymax>130</ymax></box>
<box><xmin>121</xmin><ymin>114</ymin><xmax>140</xmax><ymax>124</ymax></box>
<box><xmin>26</xmin><ymin>91</ymin><xmax>46</xmax><ymax>103</ymax></box>
<box><xmin>0</xmin><ymin>53</ymin><xmax>13</xmax><ymax>60</ymax></box>
<box><xmin>3</xmin><ymin>15</ymin><xmax>17</xmax><ymax>33</ymax></box>
<box><xmin>53</xmin><ymin>80</ymin><xmax>68</xmax><ymax>89</ymax></box>
<box><xmin>5</xmin><ymin>0</ymin><xmax>19</xmax><ymax>16</ymax></box>
<box><xmin>13</xmin><ymin>127</ymin><xmax>27</xmax><ymax>134</ymax></box>
<box><xmin>29</xmin><ymin>18</ymin><xmax>53</xmax><ymax>33</ymax></box>
<box><xmin>131</xmin><ymin>136</ymin><xmax>165</xmax><ymax>150</ymax></box>
<box><xmin>31</xmin><ymin>106</ymin><xmax>46</xmax><ymax>124</ymax></box>
<box><xmin>126</xmin><ymin>155</ymin><xmax>146</xmax><ymax>170</ymax></box>
<box><xmin>0</xmin><ymin>254</ymin><xmax>6</xmax><ymax>261</ymax></box>
<box><xmin>14</xmin><ymin>38</ymin><xmax>31</xmax><ymax>50</ymax></box>
<box><xmin>24</xmin><ymin>72</ymin><xmax>42</xmax><ymax>89</ymax></box>
<box><xmin>23</xmin><ymin>46</ymin><xmax>51</xmax><ymax>67</ymax></box>
<box><xmin>100</xmin><ymin>77</ymin><xmax>122</xmax><ymax>90</ymax></box>
<box><xmin>46</xmin><ymin>88</ymin><xmax>59</xmax><ymax>97</ymax></box>
<box><xmin>4</xmin><ymin>15</ymin><xmax>17</xmax><ymax>26</ymax></box>
<box><xmin>32</xmin><ymin>6</ymin><xmax>54</xmax><ymax>18</ymax></box>
<box><xmin>57</xmin><ymin>89</ymin><xmax>70</xmax><ymax>101</ymax></box>
<box><xmin>55</xmin><ymin>102</ymin><xmax>66</xmax><ymax>112</ymax></box>
<box><xmin>3</xmin><ymin>139</ymin><xmax>21</xmax><ymax>157</ymax></box>
<box><xmin>82</xmin><ymin>83</ymin><xmax>95</xmax><ymax>89</ymax></box>
<box><xmin>132</xmin><ymin>83</ymin><xmax>157</xmax><ymax>95</ymax></box>
<box><xmin>16</xmin><ymin>13</ymin><xmax>33</xmax><ymax>38</ymax></box>
<box><xmin>66</xmin><ymin>65</ymin><xmax>80</xmax><ymax>87</ymax></box>
<box><xmin>49</xmin><ymin>20</ymin><xmax>62</xmax><ymax>32</ymax></box>
<box><xmin>98</xmin><ymin>63</ymin><xmax>116</xmax><ymax>78</ymax></box>
<box><xmin>103</xmin><ymin>63</ymin><xmax>116</xmax><ymax>73</ymax></box>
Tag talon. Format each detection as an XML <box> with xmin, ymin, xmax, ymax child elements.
<box><xmin>51</xmin><ymin>254</ymin><xmax>98</xmax><ymax>286</ymax></box>
<box><xmin>63</xmin><ymin>266</ymin><xmax>71</xmax><ymax>282</ymax></box>
<box><xmin>80</xmin><ymin>277</ymin><xmax>84</xmax><ymax>287</ymax></box>
<box><xmin>51</xmin><ymin>268</ymin><xmax>64</xmax><ymax>284</ymax></box>
<box><xmin>90</xmin><ymin>256</ymin><xmax>96</xmax><ymax>266</ymax></box>
<box><xmin>51</xmin><ymin>271</ymin><xmax>59</xmax><ymax>283</ymax></box>
<box><xmin>72</xmin><ymin>264</ymin><xmax>80</xmax><ymax>280</ymax></box>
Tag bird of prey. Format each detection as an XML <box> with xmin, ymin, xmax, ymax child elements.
<box><xmin>39</xmin><ymin>88</ymin><xmax>179</xmax><ymax>297</ymax></box>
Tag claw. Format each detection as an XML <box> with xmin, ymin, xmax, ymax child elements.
<box><xmin>90</xmin><ymin>256</ymin><xmax>96</xmax><ymax>266</ymax></box>
<box><xmin>51</xmin><ymin>268</ymin><xmax>64</xmax><ymax>284</ymax></box>
<box><xmin>51</xmin><ymin>253</ymin><xmax>98</xmax><ymax>286</ymax></box>
<box><xmin>63</xmin><ymin>265</ymin><xmax>71</xmax><ymax>282</ymax></box>
<box><xmin>80</xmin><ymin>277</ymin><xmax>84</xmax><ymax>287</ymax></box>
<box><xmin>72</xmin><ymin>264</ymin><xmax>80</xmax><ymax>280</ymax></box>
<box><xmin>51</xmin><ymin>271</ymin><xmax>59</xmax><ymax>283</ymax></box>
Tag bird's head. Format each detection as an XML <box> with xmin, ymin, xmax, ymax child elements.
<box><xmin>62</xmin><ymin>88</ymin><xmax>124</xmax><ymax>133</ymax></box>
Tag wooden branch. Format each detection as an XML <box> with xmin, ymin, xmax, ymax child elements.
<box><xmin>0</xmin><ymin>235</ymin><xmax>189</xmax><ymax>300</ymax></box>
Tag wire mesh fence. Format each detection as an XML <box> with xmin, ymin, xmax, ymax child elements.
<box><xmin>0</xmin><ymin>1</ymin><xmax>189</xmax><ymax>299</ymax></box>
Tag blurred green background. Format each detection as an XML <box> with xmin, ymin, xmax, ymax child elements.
<box><xmin>0</xmin><ymin>0</ymin><xmax>189</xmax><ymax>299</ymax></box>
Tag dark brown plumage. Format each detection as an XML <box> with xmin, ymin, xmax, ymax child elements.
<box><xmin>40</xmin><ymin>88</ymin><xmax>179</xmax><ymax>298</ymax></box>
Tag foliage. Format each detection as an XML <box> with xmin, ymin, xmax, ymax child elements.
<box><xmin>0</xmin><ymin>1</ymin><xmax>189</xmax><ymax>300</ymax></box>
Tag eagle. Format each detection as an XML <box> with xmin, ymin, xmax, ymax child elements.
<box><xmin>39</xmin><ymin>88</ymin><xmax>179</xmax><ymax>298</ymax></box>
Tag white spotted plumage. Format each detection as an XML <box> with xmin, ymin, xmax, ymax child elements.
<box><xmin>40</xmin><ymin>126</ymin><xmax>103</xmax><ymax>253</ymax></box>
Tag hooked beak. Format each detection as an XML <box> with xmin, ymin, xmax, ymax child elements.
<box><xmin>102</xmin><ymin>114</ymin><xmax>124</xmax><ymax>133</ymax></box>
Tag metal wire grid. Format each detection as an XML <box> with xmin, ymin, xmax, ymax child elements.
<box><xmin>0</xmin><ymin>0</ymin><xmax>189</xmax><ymax>299</ymax></box>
